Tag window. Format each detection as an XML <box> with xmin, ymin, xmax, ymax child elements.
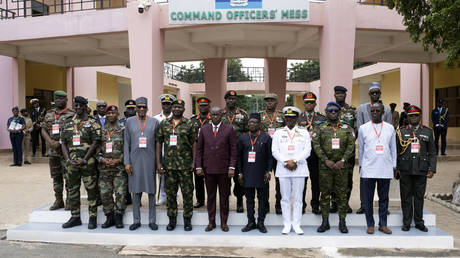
<box><xmin>435</xmin><ymin>86</ymin><xmax>460</xmax><ymax>127</ymax></box>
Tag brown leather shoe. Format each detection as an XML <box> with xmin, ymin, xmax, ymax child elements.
<box><xmin>221</xmin><ymin>224</ymin><xmax>229</xmax><ymax>232</ymax></box>
<box><xmin>378</xmin><ymin>226</ymin><xmax>392</xmax><ymax>234</ymax></box>
<box><xmin>366</xmin><ymin>226</ymin><xmax>374</xmax><ymax>234</ymax></box>
<box><xmin>205</xmin><ymin>224</ymin><xmax>216</xmax><ymax>232</ymax></box>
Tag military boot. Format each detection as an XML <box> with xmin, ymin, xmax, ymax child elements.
<box><xmin>88</xmin><ymin>216</ymin><xmax>97</xmax><ymax>230</ymax></box>
<box><xmin>114</xmin><ymin>214</ymin><xmax>124</xmax><ymax>229</ymax></box>
<box><xmin>101</xmin><ymin>212</ymin><xmax>115</xmax><ymax>229</ymax></box>
<box><xmin>62</xmin><ymin>217</ymin><xmax>82</xmax><ymax>229</ymax></box>
<box><xmin>339</xmin><ymin>218</ymin><xmax>348</xmax><ymax>233</ymax></box>
<box><xmin>49</xmin><ymin>199</ymin><xmax>64</xmax><ymax>210</ymax></box>
<box><xmin>184</xmin><ymin>218</ymin><xmax>192</xmax><ymax>231</ymax></box>
<box><xmin>166</xmin><ymin>217</ymin><xmax>176</xmax><ymax>231</ymax></box>
<box><xmin>317</xmin><ymin>217</ymin><xmax>330</xmax><ymax>233</ymax></box>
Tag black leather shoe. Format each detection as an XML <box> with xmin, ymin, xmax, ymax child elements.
<box><xmin>401</xmin><ymin>225</ymin><xmax>410</xmax><ymax>231</ymax></box>
<box><xmin>236</xmin><ymin>198</ymin><xmax>244</xmax><ymax>213</ymax></box>
<box><xmin>329</xmin><ymin>203</ymin><xmax>338</xmax><ymax>213</ymax></box>
<box><xmin>194</xmin><ymin>202</ymin><xmax>204</xmax><ymax>208</ymax></box>
<box><xmin>24</xmin><ymin>161</ymin><xmax>31</xmax><ymax>165</ymax></box>
<box><xmin>129</xmin><ymin>223</ymin><xmax>141</xmax><ymax>231</ymax></box>
<box><xmin>415</xmin><ymin>224</ymin><xmax>428</xmax><ymax>232</ymax></box>
<box><xmin>347</xmin><ymin>206</ymin><xmax>353</xmax><ymax>214</ymax></box>
<box><xmin>275</xmin><ymin>207</ymin><xmax>282</xmax><ymax>215</ymax></box>
<box><xmin>62</xmin><ymin>217</ymin><xmax>82</xmax><ymax>228</ymax></box>
<box><xmin>312</xmin><ymin>207</ymin><xmax>321</xmax><ymax>215</ymax></box>
<box><xmin>241</xmin><ymin>222</ymin><xmax>257</xmax><ymax>232</ymax></box>
<box><xmin>356</xmin><ymin>207</ymin><xmax>365</xmax><ymax>214</ymax></box>
<box><xmin>317</xmin><ymin>217</ymin><xmax>330</xmax><ymax>233</ymax></box>
<box><xmin>101</xmin><ymin>213</ymin><xmax>115</xmax><ymax>229</ymax></box>
<box><xmin>88</xmin><ymin>216</ymin><xmax>97</xmax><ymax>230</ymax></box>
<box><xmin>166</xmin><ymin>217</ymin><xmax>177</xmax><ymax>231</ymax></box>
<box><xmin>184</xmin><ymin>218</ymin><xmax>192</xmax><ymax>231</ymax></box>
<box><xmin>257</xmin><ymin>222</ymin><xmax>267</xmax><ymax>233</ymax></box>
<box><xmin>114</xmin><ymin>214</ymin><xmax>124</xmax><ymax>229</ymax></box>
<box><xmin>339</xmin><ymin>218</ymin><xmax>348</xmax><ymax>234</ymax></box>
<box><xmin>125</xmin><ymin>194</ymin><xmax>132</xmax><ymax>205</ymax></box>
<box><xmin>149</xmin><ymin>223</ymin><xmax>158</xmax><ymax>231</ymax></box>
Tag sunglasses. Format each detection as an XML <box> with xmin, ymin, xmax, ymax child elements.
<box><xmin>327</xmin><ymin>109</ymin><xmax>340</xmax><ymax>113</ymax></box>
<box><xmin>304</xmin><ymin>101</ymin><xmax>316</xmax><ymax>104</ymax></box>
<box><xmin>369</xmin><ymin>91</ymin><xmax>381</xmax><ymax>95</ymax></box>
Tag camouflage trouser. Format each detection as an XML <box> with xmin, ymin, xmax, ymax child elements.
<box><xmin>49</xmin><ymin>156</ymin><xmax>69</xmax><ymax>201</ymax></box>
<box><xmin>99</xmin><ymin>168</ymin><xmax>128</xmax><ymax>215</ymax></box>
<box><xmin>67</xmin><ymin>160</ymin><xmax>98</xmax><ymax>218</ymax></box>
<box><xmin>319</xmin><ymin>165</ymin><xmax>348</xmax><ymax>219</ymax></box>
<box><xmin>165</xmin><ymin>169</ymin><xmax>194</xmax><ymax>219</ymax></box>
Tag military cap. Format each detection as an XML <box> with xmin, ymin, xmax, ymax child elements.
<box><xmin>264</xmin><ymin>93</ymin><xmax>278</xmax><ymax>100</ymax></box>
<box><xmin>12</xmin><ymin>106</ymin><xmax>19</xmax><ymax>111</ymax></box>
<box><xmin>172</xmin><ymin>99</ymin><xmax>185</xmax><ymax>106</ymax></box>
<box><xmin>325</xmin><ymin>101</ymin><xmax>341</xmax><ymax>110</ymax></box>
<box><xmin>54</xmin><ymin>91</ymin><xmax>67</xmax><ymax>97</ymax></box>
<box><xmin>96</xmin><ymin>100</ymin><xmax>107</xmax><ymax>106</ymax></box>
<box><xmin>407</xmin><ymin>105</ymin><xmax>421</xmax><ymax>115</ymax></box>
<box><xmin>74</xmin><ymin>96</ymin><xmax>88</xmax><ymax>105</ymax></box>
<box><xmin>282</xmin><ymin>106</ymin><xmax>301</xmax><ymax>117</ymax></box>
<box><xmin>197</xmin><ymin>97</ymin><xmax>211</xmax><ymax>105</ymax></box>
<box><xmin>136</xmin><ymin>97</ymin><xmax>148</xmax><ymax>105</ymax></box>
<box><xmin>368</xmin><ymin>82</ymin><xmax>381</xmax><ymax>91</ymax></box>
<box><xmin>403</xmin><ymin>102</ymin><xmax>411</xmax><ymax>107</ymax></box>
<box><xmin>105</xmin><ymin>105</ymin><xmax>118</xmax><ymax>113</ymax></box>
<box><xmin>224</xmin><ymin>90</ymin><xmax>237</xmax><ymax>99</ymax></box>
<box><xmin>389</xmin><ymin>103</ymin><xmax>397</xmax><ymax>107</ymax></box>
<box><xmin>30</xmin><ymin>98</ymin><xmax>39</xmax><ymax>104</ymax></box>
<box><xmin>249</xmin><ymin>113</ymin><xmax>261</xmax><ymax>121</ymax></box>
<box><xmin>303</xmin><ymin>92</ymin><xmax>317</xmax><ymax>102</ymax></box>
<box><xmin>124</xmin><ymin>99</ymin><xmax>136</xmax><ymax>108</ymax></box>
<box><xmin>159</xmin><ymin>94</ymin><xmax>176</xmax><ymax>103</ymax></box>
<box><xmin>334</xmin><ymin>86</ymin><xmax>347</xmax><ymax>92</ymax></box>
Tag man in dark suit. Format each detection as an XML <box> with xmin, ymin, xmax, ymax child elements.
<box><xmin>237</xmin><ymin>113</ymin><xmax>272</xmax><ymax>233</ymax></box>
<box><xmin>196</xmin><ymin>106</ymin><xmax>237</xmax><ymax>232</ymax></box>
<box><xmin>432</xmin><ymin>99</ymin><xmax>449</xmax><ymax>155</ymax></box>
<box><xmin>30</xmin><ymin>98</ymin><xmax>46</xmax><ymax>157</ymax></box>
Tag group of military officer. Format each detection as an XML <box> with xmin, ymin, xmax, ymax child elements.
<box><xmin>41</xmin><ymin>83</ymin><xmax>436</xmax><ymax>234</ymax></box>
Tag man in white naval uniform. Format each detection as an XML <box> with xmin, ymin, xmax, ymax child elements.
<box><xmin>153</xmin><ymin>94</ymin><xmax>176</xmax><ymax>205</ymax></box>
<box><xmin>272</xmin><ymin>106</ymin><xmax>311</xmax><ymax>235</ymax></box>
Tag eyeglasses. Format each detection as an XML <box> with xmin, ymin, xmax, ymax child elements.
<box><xmin>304</xmin><ymin>101</ymin><xmax>316</xmax><ymax>104</ymax></box>
<box><xmin>327</xmin><ymin>109</ymin><xmax>339</xmax><ymax>113</ymax></box>
<box><xmin>161</xmin><ymin>102</ymin><xmax>172</xmax><ymax>106</ymax></box>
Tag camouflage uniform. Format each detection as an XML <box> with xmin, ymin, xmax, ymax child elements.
<box><xmin>41</xmin><ymin>108</ymin><xmax>74</xmax><ymax>205</ymax></box>
<box><xmin>60</xmin><ymin>115</ymin><xmax>102</xmax><ymax>218</ymax></box>
<box><xmin>222</xmin><ymin>107</ymin><xmax>248</xmax><ymax>201</ymax></box>
<box><xmin>298</xmin><ymin>111</ymin><xmax>327</xmax><ymax>212</ymax></box>
<box><xmin>312</xmin><ymin>120</ymin><xmax>355</xmax><ymax>219</ymax></box>
<box><xmin>190</xmin><ymin>113</ymin><xmax>211</xmax><ymax>205</ymax></box>
<box><xmin>96</xmin><ymin>122</ymin><xmax>127</xmax><ymax>216</ymax></box>
<box><xmin>156</xmin><ymin>117</ymin><xmax>198</xmax><ymax>220</ymax></box>
<box><xmin>259</xmin><ymin>109</ymin><xmax>284</xmax><ymax>212</ymax></box>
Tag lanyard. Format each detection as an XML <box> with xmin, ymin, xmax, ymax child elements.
<box><xmin>371</xmin><ymin>121</ymin><xmax>383</xmax><ymax>142</ymax></box>
<box><xmin>264</xmin><ymin>110</ymin><xmax>276</xmax><ymax>126</ymax></box>
<box><xmin>331</xmin><ymin>121</ymin><xmax>339</xmax><ymax>138</ymax></box>
<box><xmin>410</xmin><ymin>126</ymin><xmax>419</xmax><ymax>140</ymax></box>
<box><xmin>54</xmin><ymin>108</ymin><xmax>68</xmax><ymax>121</ymax></box>
<box><xmin>106</xmin><ymin>127</ymin><xmax>117</xmax><ymax>141</ymax></box>
<box><xmin>286</xmin><ymin>128</ymin><xmax>296</xmax><ymax>143</ymax></box>
<box><xmin>172</xmin><ymin>118</ymin><xmax>182</xmax><ymax>134</ymax></box>
<box><xmin>198</xmin><ymin>114</ymin><xmax>210</xmax><ymax>127</ymax></box>
<box><xmin>305</xmin><ymin>112</ymin><xmax>315</xmax><ymax>129</ymax></box>
<box><xmin>249</xmin><ymin>130</ymin><xmax>261</xmax><ymax>151</ymax></box>
<box><xmin>137</xmin><ymin>114</ymin><xmax>148</xmax><ymax>136</ymax></box>
<box><xmin>226</xmin><ymin>109</ymin><xmax>238</xmax><ymax>125</ymax></box>
<box><xmin>74</xmin><ymin>120</ymin><xmax>85</xmax><ymax>134</ymax></box>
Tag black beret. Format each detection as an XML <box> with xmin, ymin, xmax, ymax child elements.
<box><xmin>334</xmin><ymin>86</ymin><xmax>347</xmax><ymax>92</ymax></box>
<box><xmin>249</xmin><ymin>113</ymin><xmax>261</xmax><ymax>121</ymax></box>
<box><xmin>224</xmin><ymin>90</ymin><xmax>237</xmax><ymax>99</ymax></box>
<box><xmin>74</xmin><ymin>96</ymin><xmax>88</xmax><ymax>105</ymax></box>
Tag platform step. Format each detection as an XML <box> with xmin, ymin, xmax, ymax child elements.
<box><xmin>30</xmin><ymin>203</ymin><xmax>436</xmax><ymax>227</ymax></box>
<box><xmin>7</xmin><ymin>222</ymin><xmax>453</xmax><ymax>249</ymax></box>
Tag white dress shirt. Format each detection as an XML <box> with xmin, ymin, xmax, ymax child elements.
<box><xmin>358</xmin><ymin>121</ymin><xmax>397</xmax><ymax>179</ymax></box>
<box><xmin>153</xmin><ymin>111</ymin><xmax>172</xmax><ymax>123</ymax></box>
<box><xmin>272</xmin><ymin>126</ymin><xmax>311</xmax><ymax>178</ymax></box>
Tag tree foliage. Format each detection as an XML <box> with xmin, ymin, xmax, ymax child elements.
<box><xmin>173</xmin><ymin>58</ymin><xmax>251</xmax><ymax>83</ymax></box>
<box><xmin>387</xmin><ymin>0</ymin><xmax>460</xmax><ymax>68</ymax></box>
<box><xmin>227</xmin><ymin>59</ymin><xmax>252</xmax><ymax>82</ymax></box>
<box><xmin>287</xmin><ymin>60</ymin><xmax>320</xmax><ymax>82</ymax></box>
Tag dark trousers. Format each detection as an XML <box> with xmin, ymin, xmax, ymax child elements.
<box><xmin>303</xmin><ymin>152</ymin><xmax>319</xmax><ymax>210</ymax></box>
<box><xmin>205</xmin><ymin>173</ymin><xmax>230</xmax><ymax>225</ymax></box>
<box><xmin>10</xmin><ymin>133</ymin><xmax>23</xmax><ymax>165</ymax></box>
<box><xmin>400</xmin><ymin>174</ymin><xmax>427</xmax><ymax>227</ymax></box>
<box><xmin>434</xmin><ymin>126</ymin><xmax>447</xmax><ymax>154</ymax></box>
<box><xmin>245</xmin><ymin>185</ymin><xmax>268</xmax><ymax>223</ymax></box>
<box><xmin>233</xmin><ymin>172</ymin><xmax>244</xmax><ymax>201</ymax></box>
<box><xmin>194</xmin><ymin>172</ymin><xmax>205</xmax><ymax>204</ymax></box>
<box><xmin>265</xmin><ymin>158</ymin><xmax>281</xmax><ymax>210</ymax></box>
<box><xmin>362</xmin><ymin>178</ymin><xmax>390</xmax><ymax>227</ymax></box>
<box><xmin>31</xmin><ymin>128</ymin><xmax>46</xmax><ymax>156</ymax></box>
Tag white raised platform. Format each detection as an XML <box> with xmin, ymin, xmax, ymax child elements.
<box><xmin>7</xmin><ymin>204</ymin><xmax>453</xmax><ymax>249</ymax></box>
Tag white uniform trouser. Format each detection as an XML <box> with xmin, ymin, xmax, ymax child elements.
<box><xmin>279</xmin><ymin>177</ymin><xmax>305</xmax><ymax>227</ymax></box>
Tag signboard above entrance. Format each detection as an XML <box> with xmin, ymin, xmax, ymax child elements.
<box><xmin>169</xmin><ymin>0</ymin><xmax>309</xmax><ymax>24</ymax></box>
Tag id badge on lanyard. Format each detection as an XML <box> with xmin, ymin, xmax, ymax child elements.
<box><xmin>248</xmin><ymin>151</ymin><xmax>256</xmax><ymax>163</ymax></box>
<box><xmin>332</xmin><ymin>138</ymin><xmax>340</xmax><ymax>149</ymax></box>
<box><xmin>105</xmin><ymin>142</ymin><xmax>113</xmax><ymax>153</ymax></box>
<box><xmin>170</xmin><ymin>135</ymin><xmax>178</xmax><ymax>146</ymax></box>
<box><xmin>139</xmin><ymin>137</ymin><xmax>147</xmax><ymax>148</ymax></box>
<box><xmin>376</xmin><ymin>143</ymin><xmax>384</xmax><ymax>155</ymax></box>
<box><xmin>268</xmin><ymin>128</ymin><xmax>275</xmax><ymax>137</ymax></box>
<box><xmin>411</xmin><ymin>140</ymin><xmax>420</xmax><ymax>153</ymax></box>
<box><xmin>52</xmin><ymin>124</ymin><xmax>60</xmax><ymax>135</ymax></box>
<box><xmin>72</xmin><ymin>135</ymin><xmax>80</xmax><ymax>146</ymax></box>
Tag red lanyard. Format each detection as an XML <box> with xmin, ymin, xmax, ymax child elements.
<box><xmin>286</xmin><ymin>128</ymin><xmax>296</xmax><ymax>143</ymax></box>
<box><xmin>331</xmin><ymin>121</ymin><xmax>339</xmax><ymax>138</ymax></box>
<box><xmin>249</xmin><ymin>130</ymin><xmax>261</xmax><ymax>151</ymax></box>
<box><xmin>172</xmin><ymin>119</ymin><xmax>182</xmax><ymax>134</ymax></box>
<box><xmin>198</xmin><ymin>114</ymin><xmax>210</xmax><ymax>126</ymax></box>
<box><xmin>371</xmin><ymin>121</ymin><xmax>383</xmax><ymax>142</ymax></box>
<box><xmin>137</xmin><ymin>114</ymin><xmax>148</xmax><ymax>136</ymax></box>
<box><xmin>54</xmin><ymin>108</ymin><xmax>68</xmax><ymax>121</ymax></box>
<box><xmin>74</xmin><ymin>120</ymin><xmax>85</xmax><ymax>134</ymax></box>
<box><xmin>264</xmin><ymin>110</ymin><xmax>276</xmax><ymax>126</ymax></box>
<box><xmin>106</xmin><ymin>128</ymin><xmax>116</xmax><ymax>141</ymax></box>
<box><xmin>226</xmin><ymin>109</ymin><xmax>238</xmax><ymax>125</ymax></box>
<box><xmin>306</xmin><ymin>112</ymin><xmax>315</xmax><ymax>130</ymax></box>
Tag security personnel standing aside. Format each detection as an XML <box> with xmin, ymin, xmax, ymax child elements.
<box><xmin>97</xmin><ymin>105</ymin><xmax>127</xmax><ymax>229</ymax></box>
<box><xmin>395</xmin><ymin>105</ymin><xmax>436</xmax><ymax>232</ymax></box>
<box><xmin>156</xmin><ymin>99</ymin><xmax>198</xmax><ymax>232</ymax></box>
<box><xmin>259</xmin><ymin>93</ymin><xmax>284</xmax><ymax>214</ymax></box>
<box><xmin>237</xmin><ymin>113</ymin><xmax>272</xmax><ymax>233</ymax></box>
<box><xmin>30</xmin><ymin>98</ymin><xmax>47</xmax><ymax>157</ymax></box>
<box><xmin>61</xmin><ymin>96</ymin><xmax>102</xmax><ymax>229</ymax></box>
<box><xmin>119</xmin><ymin>99</ymin><xmax>137</xmax><ymax>126</ymax></box>
<box><xmin>432</xmin><ymin>99</ymin><xmax>449</xmax><ymax>155</ymax></box>
<box><xmin>313</xmin><ymin>102</ymin><xmax>355</xmax><ymax>234</ymax></box>
<box><xmin>331</xmin><ymin>86</ymin><xmax>356</xmax><ymax>214</ymax></box>
<box><xmin>298</xmin><ymin>92</ymin><xmax>326</xmax><ymax>215</ymax></box>
<box><xmin>222</xmin><ymin>90</ymin><xmax>248</xmax><ymax>213</ymax></box>
<box><xmin>190</xmin><ymin>97</ymin><xmax>212</xmax><ymax>208</ymax></box>
<box><xmin>154</xmin><ymin>94</ymin><xmax>177</xmax><ymax>205</ymax></box>
<box><xmin>41</xmin><ymin>91</ymin><xmax>74</xmax><ymax>210</ymax></box>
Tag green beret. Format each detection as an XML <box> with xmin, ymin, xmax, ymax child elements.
<box><xmin>54</xmin><ymin>91</ymin><xmax>67</xmax><ymax>97</ymax></box>
<box><xmin>264</xmin><ymin>93</ymin><xmax>278</xmax><ymax>100</ymax></box>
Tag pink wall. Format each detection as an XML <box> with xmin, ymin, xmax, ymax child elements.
<box><xmin>0</xmin><ymin>56</ymin><xmax>16</xmax><ymax>149</ymax></box>
<box><xmin>265</xmin><ymin>58</ymin><xmax>287</xmax><ymax>107</ymax></box>
<box><xmin>204</xmin><ymin>58</ymin><xmax>227</xmax><ymax>108</ymax></box>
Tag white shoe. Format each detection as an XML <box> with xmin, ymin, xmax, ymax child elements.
<box><xmin>156</xmin><ymin>198</ymin><xmax>166</xmax><ymax>206</ymax></box>
<box><xmin>281</xmin><ymin>224</ymin><xmax>291</xmax><ymax>234</ymax></box>
<box><xmin>293</xmin><ymin>225</ymin><xmax>304</xmax><ymax>235</ymax></box>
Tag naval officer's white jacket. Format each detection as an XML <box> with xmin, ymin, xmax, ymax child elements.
<box><xmin>272</xmin><ymin>126</ymin><xmax>311</xmax><ymax>177</ymax></box>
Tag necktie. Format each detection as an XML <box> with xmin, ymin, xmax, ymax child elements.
<box><xmin>213</xmin><ymin>126</ymin><xmax>218</xmax><ymax>137</ymax></box>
